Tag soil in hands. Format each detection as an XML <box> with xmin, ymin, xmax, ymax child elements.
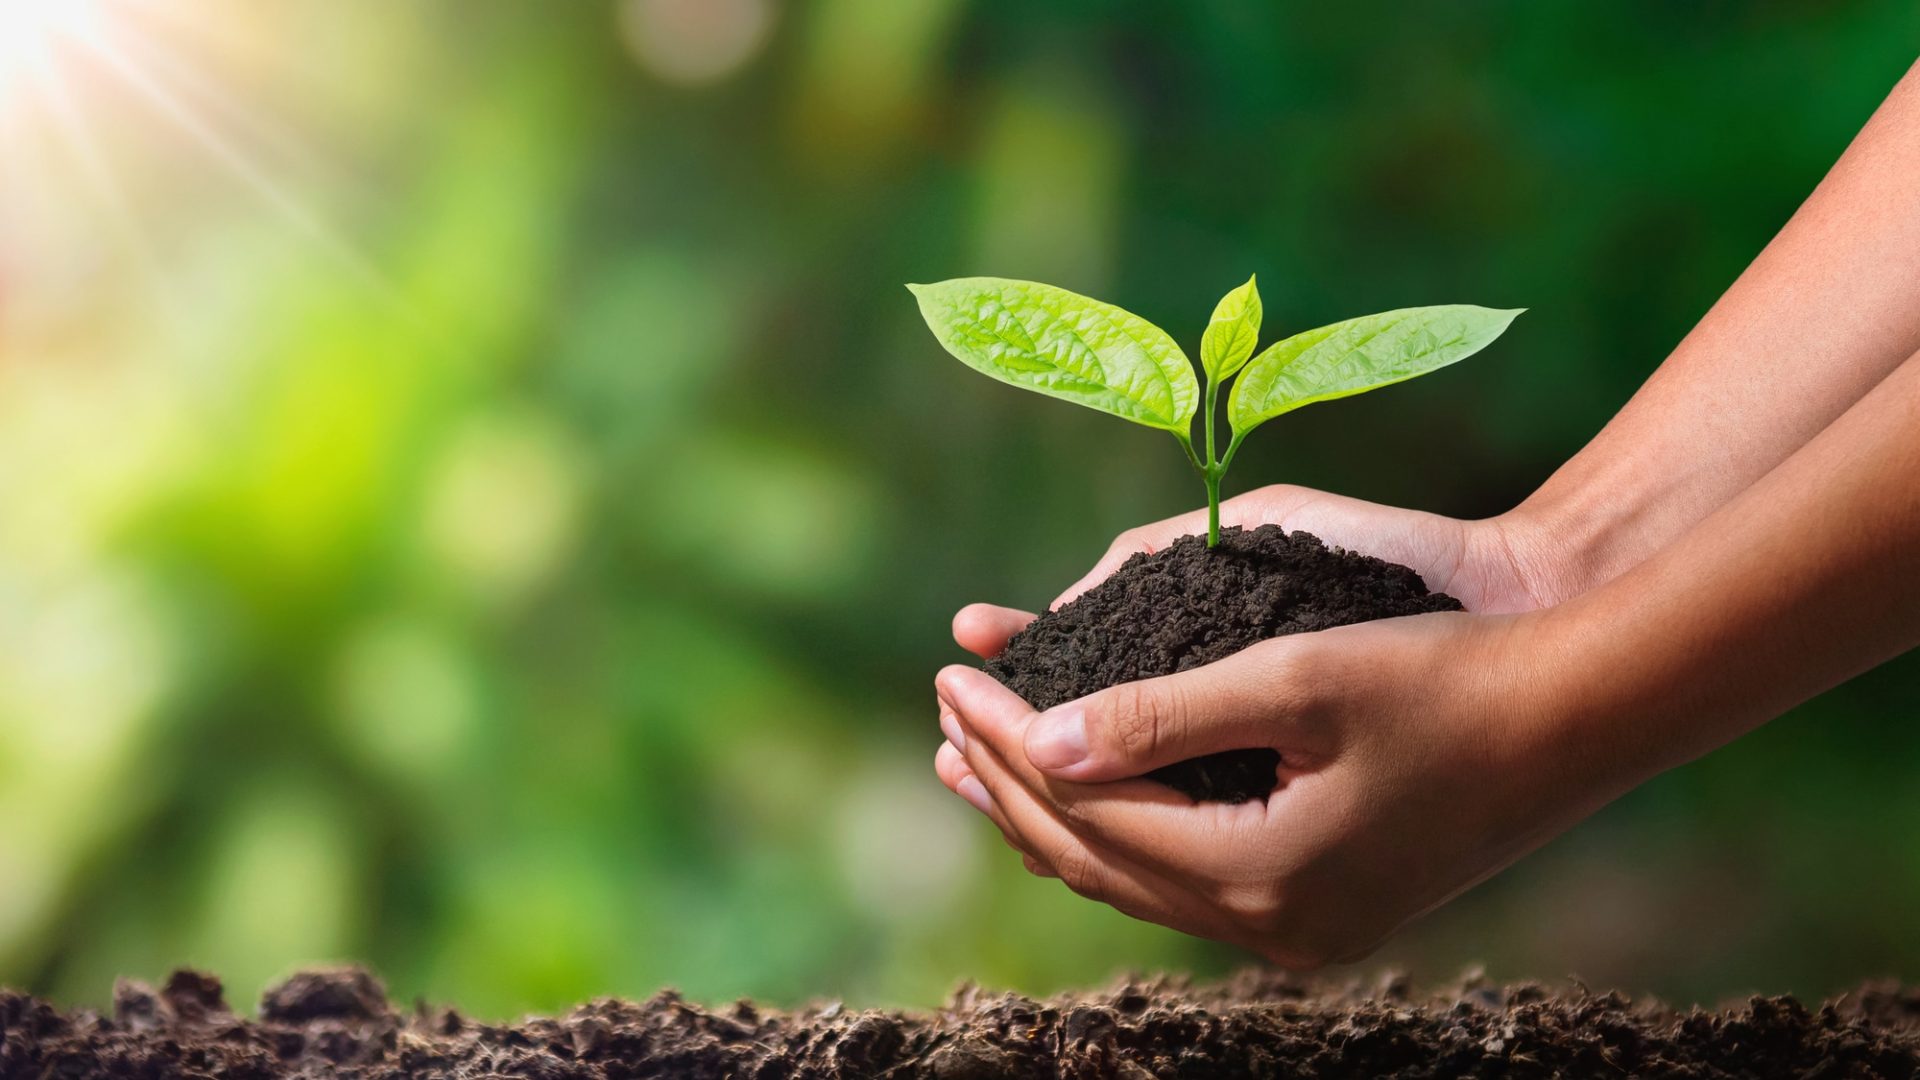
<box><xmin>986</xmin><ymin>524</ymin><xmax>1462</xmax><ymax>803</ymax></box>
<box><xmin>10</xmin><ymin>966</ymin><xmax>1920</xmax><ymax>1079</ymax></box>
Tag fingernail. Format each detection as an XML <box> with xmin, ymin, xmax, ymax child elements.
<box><xmin>956</xmin><ymin>776</ymin><xmax>994</xmax><ymax>815</ymax></box>
<box><xmin>939</xmin><ymin>710</ymin><xmax>966</xmax><ymax>753</ymax></box>
<box><xmin>1027</xmin><ymin>708</ymin><xmax>1089</xmax><ymax>770</ymax></box>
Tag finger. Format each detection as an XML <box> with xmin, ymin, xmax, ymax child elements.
<box><xmin>952</xmin><ymin>603</ymin><xmax>1037</xmax><ymax>659</ymax></box>
<box><xmin>1022</xmin><ymin>853</ymin><xmax>1058</xmax><ymax>878</ymax></box>
<box><xmin>939</xmin><ymin>679</ymin><xmax>1050</xmax><ymax>860</ymax></box>
<box><xmin>948</xmin><ymin>746</ymin><xmax>1033</xmax><ymax>857</ymax></box>
<box><xmin>1017</xmin><ymin>643</ymin><xmax>1323</xmax><ymax>783</ymax></box>
<box><xmin>952</xmin><ymin>705</ymin><xmax>1250</xmax><ymax>944</ymax></box>
<box><xmin>934</xmin><ymin>740</ymin><xmax>971</xmax><ymax>795</ymax></box>
<box><xmin>939</xmin><ymin>739</ymin><xmax>1036</xmax><ymax>858</ymax></box>
<box><xmin>940</xmin><ymin>666</ymin><xmax>1194</xmax><ymax>807</ymax></box>
<box><xmin>940</xmin><ymin>708</ymin><xmax>966</xmax><ymax>754</ymax></box>
<box><xmin>938</xmin><ymin>741</ymin><xmax>1015</xmax><ymax>839</ymax></box>
<box><xmin>938</xmin><ymin>738</ymin><xmax>1011</xmax><ymax>833</ymax></box>
<box><xmin>943</xmin><ymin>664</ymin><xmax>1266</xmax><ymax>877</ymax></box>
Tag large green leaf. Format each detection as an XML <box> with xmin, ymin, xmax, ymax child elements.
<box><xmin>908</xmin><ymin>278</ymin><xmax>1199</xmax><ymax>433</ymax></box>
<box><xmin>1228</xmin><ymin>305</ymin><xmax>1521</xmax><ymax>437</ymax></box>
<box><xmin>1200</xmin><ymin>275</ymin><xmax>1262</xmax><ymax>383</ymax></box>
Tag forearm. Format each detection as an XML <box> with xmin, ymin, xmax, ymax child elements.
<box><xmin>1538</xmin><ymin>349</ymin><xmax>1920</xmax><ymax>794</ymax></box>
<box><xmin>1504</xmin><ymin>60</ymin><xmax>1920</xmax><ymax>598</ymax></box>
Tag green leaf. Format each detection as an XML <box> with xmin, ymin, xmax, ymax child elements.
<box><xmin>907</xmin><ymin>277</ymin><xmax>1199</xmax><ymax>433</ymax></box>
<box><xmin>1228</xmin><ymin>305</ymin><xmax>1522</xmax><ymax>437</ymax></box>
<box><xmin>1200</xmin><ymin>275</ymin><xmax>1262</xmax><ymax>382</ymax></box>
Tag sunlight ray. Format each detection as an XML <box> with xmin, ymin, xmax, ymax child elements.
<box><xmin>104</xmin><ymin>15</ymin><xmax>345</xmax><ymax>193</ymax></box>
<box><xmin>72</xmin><ymin>30</ymin><xmax>411</xmax><ymax>315</ymax></box>
<box><xmin>24</xmin><ymin>47</ymin><xmax>180</xmax><ymax>327</ymax></box>
<box><xmin>124</xmin><ymin>0</ymin><xmax>358</xmax><ymax>106</ymax></box>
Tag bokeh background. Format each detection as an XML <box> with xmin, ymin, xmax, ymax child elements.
<box><xmin>3</xmin><ymin>0</ymin><xmax>1918</xmax><ymax>1018</ymax></box>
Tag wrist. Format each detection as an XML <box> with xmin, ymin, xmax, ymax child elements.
<box><xmin>1481</xmin><ymin>476</ymin><xmax>1665</xmax><ymax>609</ymax></box>
<box><xmin>1491</xmin><ymin>435</ymin><xmax>1753</xmax><ymax>608</ymax></box>
<box><xmin>1455</xmin><ymin>502</ymin><xmax>1609</xmax><ymax>613</ymax></box>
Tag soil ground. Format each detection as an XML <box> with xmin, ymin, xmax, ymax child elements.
<box><xmin>7</xmin><ymin>966</ymin><xmax>1920</xmax><ymax>1078</ymax></box>
<box><xmin>986</xmin><ymin>524</ymin><xmax>1462</xmax><ymax>802</ymax></box>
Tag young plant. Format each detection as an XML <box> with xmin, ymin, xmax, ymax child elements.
<box><xmin>908</xmin><ymin>276</ymin><xmax>1521</xmax><ymax>546</ymax></box>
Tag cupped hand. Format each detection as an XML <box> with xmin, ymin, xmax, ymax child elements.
<box><xmin>934</xmin><ymin>608</ymin><xmax>1622</xmax><ymax>966</ymax></box>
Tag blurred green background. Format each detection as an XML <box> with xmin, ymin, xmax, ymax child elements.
<box><xmin>2</xmin><ymin>0</ymin><xmax>1918</xmax><ymax>1018</ymax></box>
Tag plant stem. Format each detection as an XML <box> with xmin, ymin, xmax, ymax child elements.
<box><xmin>1220</xmin><ymin>431</ymin><xmax>1245</xmax><ymax>475</ymax></box>
<box><xmin>1189</xmin><ymin>376</ymin><xmax>1244</xmax><ymax>548</ymax></box>
<box><xmin>1204</xmin><ymin>464</ymin><xmax>1223</xmax><ymax>546</ymax></box>
<box><xmin>1201</xmin><ymin>370</ymin><xmax>1227</xmax><ymax>546</ymax></box>
<box><xmin>1203</xmin><ymin>380</ymin><xmax>1217</xmax><ymax>468</ymax></box>
<box><xmin>1207</xmin><ymin>431</ymin><xmax>1248</xmax><ymax>545</ymax></box>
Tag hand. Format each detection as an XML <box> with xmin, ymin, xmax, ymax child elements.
<box><xmin>950</xmin><ymin>483</ymin><xmax>1574</xmax><ymax>664</ymax></box>
<box><xmin>926</xmin><ymin>479</ymin><xmax>1655</xmax><ymax>961</ymax></box>
<box><xmin>934</xmin><ymin>480</ymin><xmax>1591</xmax><ymax>945</ymax></box>
<box><xmin>934</xmin><ymin>608</ymin><xmax>1616</xmax><ymax>967</ymax></box>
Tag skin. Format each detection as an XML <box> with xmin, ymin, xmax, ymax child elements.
<box><xmin>933</xmin><ymin>60</ymin><xmax>1920</xmax><ymax>965</ymax></box>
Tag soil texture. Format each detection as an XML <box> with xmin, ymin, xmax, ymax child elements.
<box><xmin>986</xmin><ymin>525</ymin><xmax>1462</xmax><ymax>802</ymax></box>
<box><xmin>8</xmin><ymin>966</ymin><xmax>1920</xmax><ymax>1079</ymax></box>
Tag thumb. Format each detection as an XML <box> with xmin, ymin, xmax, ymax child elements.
<box><xmin>1023</xmin><ymin>643</ymin><xmax>1310</xmax><ymax>783</ymax></box>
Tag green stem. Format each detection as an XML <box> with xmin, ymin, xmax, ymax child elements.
<box><xmin>1204</xmin><ymin>377</ymin><xmax>1218</xmax><ymax>472</ymax></box>
<box><xmin>1202</xmin><ymin>373</ymin><xmax>1218</xmax><ymax>545</ymax></box>
<box><xmin>1220</xmin><ymin>430</ymin><xmax>1246</xmax><ymax>475</ymax></box>
<box><xmin>1209</xmin><ymin>432</ymin><xmax>1248</xmax><ymax>545</ymax></box>
<box><xmin>1190</xmin><ymin>376</ymin><xmax>1245</xmax><ymax>548</ymax></box>
<box><xmin>1205</xmin><ymin>465</ymin><xmax>1223</xmax><ymax>546</ymax></box>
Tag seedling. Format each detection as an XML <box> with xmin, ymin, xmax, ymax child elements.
<box><xmin>909</xmin><ymin>276</ymin><xmax>1520</xmax><ymax>545</ymax></box>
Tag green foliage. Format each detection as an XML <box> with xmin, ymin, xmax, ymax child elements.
<box><xmin>912</xmin><ymin>278</ymin><xmax>1519</xmax><ymax>544</ymax></box>
<box><xmin>906</xmin><ymin>278</ymin><xmax>1198</xmax><ymax>433</ymax></box>
<box><xmin>1228</xmin><ymin>306</ymin><xmax>1523</xmax><ymax>437</ymax></box>
<box><xmin>1200</xmin><ymin>275</ymin><xmax>1262</xmax><ymax>382</ymax></box>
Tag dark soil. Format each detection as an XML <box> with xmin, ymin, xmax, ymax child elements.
<box><xmin>9</xmin><ymin>966</ymin><xmax>1920</xmax><ymax>1078</ymax></box>
<box><xmin>986</xmin><ymin>524</ymin><xmax>1462</xmax><ymax>803</ymax></box>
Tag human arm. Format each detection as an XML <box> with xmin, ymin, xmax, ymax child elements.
<box><xmin>1513</xmin><ymin>57</ymin><xmax>1920</xmax><ymax>595</ymax></box>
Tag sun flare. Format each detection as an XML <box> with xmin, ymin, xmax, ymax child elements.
<box><xmin>0</xmin><ymin>0</ymin><xmax>395</xmax><ymax>313</ymax></box>
<box><xmin>0</xmin><ymin>0</ymin><xmax>108</xmax><ymax>112</ymax></box>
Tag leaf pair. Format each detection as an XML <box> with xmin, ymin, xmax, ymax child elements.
<box><xmin>907</xmin><ymin>276</ymin><xmax>1521</xmax><ymax>442</ymax></box>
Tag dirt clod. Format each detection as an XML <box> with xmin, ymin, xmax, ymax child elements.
<box><xmin>986</xmin><ymin>525</ymin><xmax>1462</xmax><ymax>802</ymax></box>
<box><xmin>7</xmin><ymin>967</ymin><xmax>1920</xmax><ymax>1078</ymax></box>
<box><xmin>260</xmin><ymin>967</ymin><xmax>391</xmax><ymax>1024</ymax></box>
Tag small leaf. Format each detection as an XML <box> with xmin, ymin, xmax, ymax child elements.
<box><xmin>1228</xmin><ymin>305</ymin><xmax>1521</xmax><ymax>437</ymax></box>
<box><xmin>908</xmin><ymin>278</ymin><xmax>1199</xmax><ymax>433</ymax></box>
<box><xmin>1200</xmin><ymin>275</ymin><xmax>1262</xmax><ymax>382</ymax></box>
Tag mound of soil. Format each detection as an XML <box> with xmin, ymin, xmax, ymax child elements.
<box><xmin>8</xmin><ymin>967</ymin><xmax>1920</xmax><ymax>1079</ymax></box>
<box><xmin>986</xmin><ymin>524</ymin><xmax>1462</xmax><ymax>803</ymax></box>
